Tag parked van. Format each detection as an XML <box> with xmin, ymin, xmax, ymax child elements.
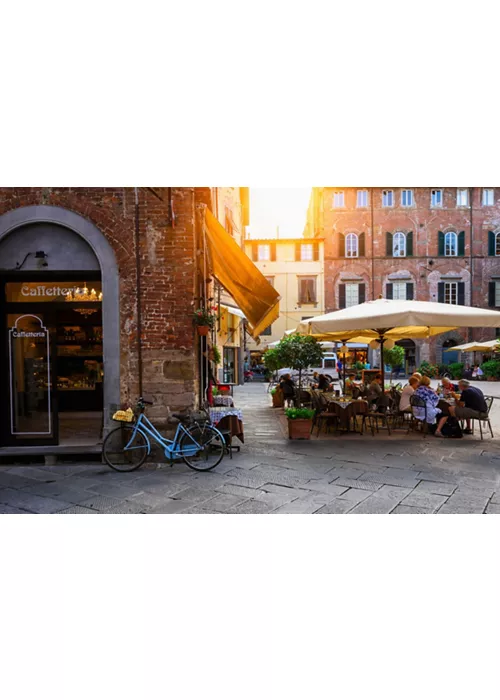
<box><xmin>277</xmin><ymin>353</ymin><xmax>338</xmax><ymax>380</ymax></box>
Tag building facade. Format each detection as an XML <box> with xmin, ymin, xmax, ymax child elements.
<box><xmin>0</xmin><ymin>186</ymin><xmax>266</xmax><ymax>455</ymax></box>
<box><xmin>307</xmin><ymin>187</ymin><xmax>500</xmax><ymax>369</ymax></box>
<box><xmin>244</xmin><ymin>236</ymin><xmax>325</xmax><ymax>357</ymax></box>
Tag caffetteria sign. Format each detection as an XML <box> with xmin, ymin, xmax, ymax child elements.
<box><xmin>21</xmin><ymin>285</ymin><xmax>76</xmax><ymax>298</ymax></box>
<box><xmin>5</xmin><ymin>282</ymin><xmax>102</xmax><ymax>303</ymax></box>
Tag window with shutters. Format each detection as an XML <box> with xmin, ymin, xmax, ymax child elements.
<box><xmin>496</xmin><ymin>234</ymin><xmax>500</xmax><ymax>256</ymax></box>
<box><xmin>298</xmin><ymin>277</ymin><xmax>317</xmax><ymax>304</ymax></box>
<box><xmin>444</xmin><ymin>282</ymin><xmax>458</xmax><ymax>305</ymax></box>
<box><xmin>431</xmin><ymin>189</ymin><xmax>443</xmax><ymax>207</ymax></box>
<box><xmin>392</xmin><ymin>282</ymin><xmax>407</xmax><ymax>300</ymax></box>
<box><xmin>333</xmin><ymin>191</ymin><xmax>345</xmax><ymax>208</ymax></box>
<box><xmin>258</xmin><ymin>244</ymin><xmax>271</xmax><ymax>261</ymax></box>
<box><xmin>393</xmin><ymin>232</ymin><xmax>406</xmax><ymax>257</ymax></box>
<box><xmin>300</xmin><ymin>243</ymin><xmax>313</xmax><ymax>261</ymax></box>
<box><xmin>357</xmin><ymin>190</ymin><xmax>368</xmax><ymax>207</ymax></box>
<box><xmin>456</xmin><ymin>189</ymin><xmax>468</xmax><ymax>207</ymax></box>
<box><xmin>345</xmin><ymin>284</ymin><xmax>359</xmax><ymax>308</ymax></box>
<box><xmin>483</xmin><ymin>189</ymin><xmax>494</xmax><ymax>206</ymax></box>
<box><xmin>401</xmin><ymin>190</ymin><xmax>413</xmax><ymax>207</ymax></box>
<box><xmin>496</xmin><ymin>283</ymin><xmax>500</xmax><ymax>308</ymax></box>
<box><xmin>444</xmin><ymin>232</ymin><xmax>458</xmax><ymax>256</ymax></box>
<box><xmin>382</xmin><ymin>190</ymin><xmax>394</xmax><ymax>207</ymax></box>
<box><xmin>345</xmin><ymin>233</ymin><xmax>359</xmax><ymax>258</ymax></box>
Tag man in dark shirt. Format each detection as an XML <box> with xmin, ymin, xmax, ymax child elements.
<box><xmin>447</xmin><ymin>379</ymin><xmax>488</xmax><ymax>434</ymax></box>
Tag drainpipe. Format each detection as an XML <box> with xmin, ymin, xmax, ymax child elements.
<box><xmin>370</xmin><ymin>188</ymin><xmax>375</xmax><ymax>299</ymax></box>
<box><xmin>134</xmin><ymin>187</ymin><xmax>144</xmax><ymax>397</ymax></box>
<box><xmin>469</xmin><ymin>187</ymin><xmax>473</xmax><ymax>341</ymax></box>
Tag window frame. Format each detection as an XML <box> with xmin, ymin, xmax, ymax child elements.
<box><xmin>345</xmin><ymin>233</ymin><xmax>359</xmax><ymax>258</ymax></box>
<box><xmin>444</xmin><ymin>231</ymin><xmax>458</xmax><ymax>257</ymax></box>
<box><xmin>300</xmin><ymin>243</ymin><xmax>314</xmax><ymax>261</ymax></box>
<box><xmin>297</xmin><ymin>276</ymin><xmax>317</xmax><ymax>305</ymax></box>
<box><xmin>333</xmin><ymin>191</ymin><xmax>345</xmax><ymax>208</ymax></box>
<box><xmin>345</xmin><ymin>283</ymin><xmax>360</xmax><ymax>308</ymax></box>
<box><xmin>356</xmin><ymin>190</ymin><xmax>369</xmax><ymax>208</ymax></box>
<box><xmin>496</xmin><ymin>233</ymin><xmax>500</xmax><ymax>257</ymax></box>
<box><xmin>483</xmin><ymin>188</ymin><xmax>494</xmax><ymax>206</ymax></box>
<box><xmin>257</xmin><ymin>244</ymin><xmax>271</xmax><ymax>261</ymax></box>
<box><xmin>393</xmin><ymin>231</ymin><xmax>407</xmax><ymax>258</ymax></box>
<box><xmin>431</xmin><ymin>189</ymin><xmax>443</xmax><ymax>207</ymax></box>
<box><xmin>456</xmin><ymin>188</ymin><xmax>469</xmax><ymax>207</ymax></box>
<box><xmin>392</xmin><ymin>282</ymin><xmax>407</xmax><ymax>300</ymax></box>
<box><xmin>401</xmin><ymin>189</ymin><xmax>413</xmax><ymax>207</ymax></box>
<box><xmin>382</xmin><ymin>190</ymin><xmax>394</xmax><ymax>208</ymax></box>
<box><xmin>444</xmin><ymin>281</ymin><xmax>458</xmax><ymax>305</ymax></box>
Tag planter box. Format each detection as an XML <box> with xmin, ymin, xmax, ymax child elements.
<box><xmin>288</xmin><ymin>418</ymin><xmax>313</xmax><ymax>440</ymax></box>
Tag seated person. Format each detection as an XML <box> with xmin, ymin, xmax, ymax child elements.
<box><xmin>344</xmin><ymin>373</ymin><xmax>357</xmax><ymax>394</ymax></box>
<box><xmin>279</xmin><ymin>374</ymin><xmax>296</xmax><ymax>404</ymax></box>
<box><xmin>441</xmin><ymin>376</ymin><xmax>458</xmax><ymax>394</ymax></box>
<box><xmin>436</xmin><ymin>379</ymin><xmax>488</xmax><ymax>436</ymax></box>
<box><xmin>366</xmin><ymin>374</ymin><xmax>383</xmax><ymax>403</ymax></box>
<box><xmin>413</xmin><ymin>376</ymin><xmax>440</xmax><ymax>425</ymax></box>
<box><xmin>472</xmin><ymin>364</ymin><xmax>484</xmax><ymax>379</ymax></box>
<box><xmin>317</xmin><ymin>373</ymin><xmax>331</xmax><ymax>392</ymax></box>
<box><xmin>399</xmin><ymin>376</ymin><xmax>419</xmax><ymax>412</ymax></box>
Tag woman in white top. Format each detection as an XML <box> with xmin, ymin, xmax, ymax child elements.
<box><xmin>399</xmin><ymin>376</ymin><xmax>420</xmax><ymax>412</ymax></box>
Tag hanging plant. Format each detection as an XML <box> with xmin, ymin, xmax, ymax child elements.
<box><xmin>193</xmin><ymin>307</ymin><xmax>216</xmax><ymax>329</ymax></box>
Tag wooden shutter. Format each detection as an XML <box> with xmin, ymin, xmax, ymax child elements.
<box><xmin>386</xmin><ymin>232</ymin><xmax>392</xmax><ymax>256</ymax></box>
<box><xmin>308</xmin><ymin>278</ymin><xmax>317</xmax><ymax>302</ymax></box>
<box><xmin>386</xmin><ymin>283</ymin><xmax>393</xmax><ymax>299</ymax></box>
<box><xmin>488</xmin><ymin>231</ymin><xmax>496</xmax><ymax>257</ymax></box>
<box><xmin>295</xmin><ymin>242</ymin><xmax>301</xmax><ymax>261</ymax></box>
<box><xmin>270</xmin><ymin>242</ymin><xmax>277</xmax><ymax>261</ymax></box>
<box><xmin>406</xmin><ymin>283</ymin><xmax>414</xmax><ymax>300</ymax></box>
<box><xmin>338</xmin><ymin>233</ymin><xmax>345</xmax><ymax>258</ymax></box>
<box><xmin>458</xmin><ymin>231</ymin><xmax>465</xmax><ymax>256</ymax></box>
<box><xmin>313</xmin><ymin>241</ymin><xmax>320</xmax><ymax>261</ymax></box>
<box><xmin>457</xmin><ymin>282</ymin><xmax>465</xmax><ymax>305</ymax></box>
<box><xmin>489</xmin><ymin>281</ymin><xmax>496</xmax><ymax>307</ymax></box>
<box><xmin>251</xmin><ymin>243</ymin><xmax>258</xmax><ymax>261</ymax></box>
<box><xmin>406</xmin><ymin>231</ymin><xmax>413</xmax><ymax>256</ymax></box>
<box><xmin>299</xmin><ymin>278</ymin><xmax>307</xmax><ymax>303</ymax></box>
<box><xmin>438</xmin><ymin>231</ymin><xmax>445</xmax><ymax>256</ymax></box>
<box><xmin>438</xmin><ymin>282</ymin><xmax>445</xmax><ymax>303</ymax></box>
<box><xmin>339</xmin><ymin>284</ymin><xmax>346</xmax><ymax>309</ymax></box>
<box><xmin>359</xmin><ymin>232</ymin><xmax>365</xmax><ymax>257</ymax></box>
<box><xmin>358</xmin><ymin>283</ymin><xmax>366</xmax><ymax>304</ymax></box>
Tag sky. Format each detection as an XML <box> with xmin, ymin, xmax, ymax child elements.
<box><xmin>248</xmin><ymin>188</ymin><xmax>311</xmax><ymax>239</ymax></box>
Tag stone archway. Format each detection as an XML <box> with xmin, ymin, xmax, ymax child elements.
<box><xmin>435</xmin><ymin>330</ymin><xmax>465</xmax><ymax>366</ymax></box>
<box><xmin>0</xmin><ymin>205</ymin><xmax>120</xmax><ymax>432</ymax></box>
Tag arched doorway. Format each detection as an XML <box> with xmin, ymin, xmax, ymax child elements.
<box><xmin>396</xmin><ymin>339</ymin><xmax>416</xmax><ymax>376</ymax></box>
<box><xmin>442</xmin><ymin>338</ymin><xmax>460</xmax><ymax>365</ymax></box>
<box><xmin>0</xmin><ymin>206</ymin><xmax>120</xmax><ymax>448</ymax></box>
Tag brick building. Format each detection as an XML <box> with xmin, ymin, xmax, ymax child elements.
<box><xmin>307</xmin><ymin>187</ymin><xmax>500</xmax><ymax>370</ymax></box>
<box><xmin>0</xmin><ymin>187</ymin><xmax>276</xmax><ymax>455</ymax></box>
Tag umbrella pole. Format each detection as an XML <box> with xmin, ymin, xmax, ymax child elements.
<box><xmin>379</xmin><ymin>336</ymin><xmax>385</xmax><ymax>389</ymax></box>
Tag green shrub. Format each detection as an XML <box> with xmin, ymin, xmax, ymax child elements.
<box><xmin>418</xmin><ymin>361</ymin><xmax>438</xmax><ymax>378</ymax></box>
<box><xmin>437</xmin><ymin>363</ymin><xmax>449</xmax><ymax>377</ymax></box>
<box><xmin>448</xmin><ymin>362</ymin><xmax>464</xmax><ymax>380</ymax></box>
<box><xmin>481</xmin><ymin>359</ymin><xmax>500</xmax><ymax>379</ymax></box>
<box><xmin>284</xmin><ymin>407</ymin><xmax>315</xmax><ymax>420</ymax></box>
<box><xmin>270</xmin><ymin>388</ymin><xmax>277</xmax><ymax>395</ymax></box>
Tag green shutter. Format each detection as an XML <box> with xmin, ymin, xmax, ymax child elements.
<box><xmin>406</xmin><ymin>283</ymin><xmax>414</xmax><ymax>300</ymax></box>
<box><xmin>458</xmin><ymin>231</ymin><xmax>465</xmax><ymax>256</ymax></box>
<box><xmin>406</xmin><ymin>231</ymin><xmax>413</xmax><ymax>256</ymax></box>
<box><xmin>489</xmin><ymin>282</ymin><xmax>496</xmax><ymax>307</ymax></box>
<box><xmin>438</xmin><ymin>231</ymin><xmax>445</xmax><ymax>256</ymax></box>
<box><xmin>386</xmin><ymin>232</ymin><xmax>392</xmax><ymax>256</ymax></box>
<box><xmin>488</xmin><ymin>231</ymin><xmax>496</xmax><ymax>257</ymax></box>
<box><xmin>386</xmin><ymin>283</ymin><xmax>393</xmax><ymax>299</ymax></box>
<box><xmin>339</xmin><ymin>284</ymin><xmax>346</xmax><ymax>309</ymax></box>
<box><xmin>438</xmin><ymin>283</ymin><xmax>445</xmax><ymax>303</ymax></box>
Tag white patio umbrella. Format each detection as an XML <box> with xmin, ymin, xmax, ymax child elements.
<box><xmin>296</xmin><ymin>298</ymin><xmax>500</xmax><ymax>388</ymax></box>
<box><xmin>445</xmin><ymin>340</ymin><xmax>499</xmax><ymax>352</ymax></box>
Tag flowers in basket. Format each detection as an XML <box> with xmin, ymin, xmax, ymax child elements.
<box><xmin>193</xmin><ymin>307</ymin><xmax>217</xmax><ymax>328</ymax></box>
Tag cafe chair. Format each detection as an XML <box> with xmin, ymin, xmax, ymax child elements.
<box><xmin>469</xmin><ymin>396</ymin><xmax>494</xmax><ymax>440</ymax></box>
<box><xmin>408</xmin><ymin>395</ymin><xmax>428</xmax><ymax>437</ymax></box>
<box><xmin>365</xmin><ymin>395</ymin><xmax>392</xmax><ymax>436</ymax></box>
<box><xmin>311</xmin><ymin>391</ymin><xmax>339</xmax><ymax>436</ymax></box>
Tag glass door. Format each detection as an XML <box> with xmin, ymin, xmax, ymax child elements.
<box><xmin>6</xmin><ymin>312</ymin><xmax>58</xmax><ymax>445</ymax></box>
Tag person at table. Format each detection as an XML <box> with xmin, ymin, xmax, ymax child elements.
<box><xmin>316</xmin><ymin>373</ymin><xmax>331</xmax><ymax>392</ymax></box>
<box><xmin>344</xmin><ymin>373</ymin><xmax>357</xmax><ymax>394</ymax></box>
<box><xmin>279</xmin><ymin>373</ymin><xmax>296</xmax><ymax>406</ymax></box>
<box><xmin>436</xmin><ymin>379</ymin><xmax>488</xmax><ymax>436</ymax></box>
<box><xmin>366</xmin><ymin>374</ymin><xmax>383</xmax><ymax>405</ymax></box>
<box><xmin>412</xmin><ymin>375</ymin><xmax>440</xmax><ymax>426</ymax></box>
<box><xmin>472</xmin><ymin>364</ymin><xmax>484</xmax><ymax>379</ymax></box>
<box><xmin>441</xmin><ymin>376</ymin><xmax>459</xmax><ymax>394</ymax></box>
<box><xmin>399</xmin><ymin>376</ymin><xmax>419</xmax><ymax>413</ymax></box>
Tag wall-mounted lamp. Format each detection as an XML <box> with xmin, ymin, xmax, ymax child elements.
<box><xmin>15</xmin><ymin>251</ymin><xmax>48</xmax><ymax>270</ymax></box>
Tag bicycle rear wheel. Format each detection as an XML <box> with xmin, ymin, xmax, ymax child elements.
<box><xmin>102</xmin><ymin>425</ymin><xmax>148</xmax><ymax>472</ymax></box>
<box><xmin>180</xmin><ymin>423</ymin><xmax>225</xmax><ymax>471</ymax></box>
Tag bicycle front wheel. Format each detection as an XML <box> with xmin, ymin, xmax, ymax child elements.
<box><xmin>180</xmin><ymin>423</ymin><xmax>225</xmax><ymax>472</ymax></box>
<box><xmin>102</xmin><ymin>425</ymin><xmax>148</xmax><ymax>472</ymax></box>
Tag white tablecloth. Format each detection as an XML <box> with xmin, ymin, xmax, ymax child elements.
<box><xmin>209</xmin><ymin>408</ymin><xmax>243</xmax><ymax>424</ymax></box>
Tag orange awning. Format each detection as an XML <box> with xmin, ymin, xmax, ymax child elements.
<box><xmin>204</xmin><ymin>209</ymin><xmax>280</xmax><ymax>339</ymax></box>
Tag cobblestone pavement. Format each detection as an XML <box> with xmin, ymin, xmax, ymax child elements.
<box><xmin>1</xmin><ymin>383</ymin><xmax>500</xmax><ymax>514</ymax></box>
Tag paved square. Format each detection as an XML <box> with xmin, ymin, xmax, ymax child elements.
<box><xmin>1</xmin><ymin>384</ymin><xmax>500</xmax><ymax>514</ymax></box>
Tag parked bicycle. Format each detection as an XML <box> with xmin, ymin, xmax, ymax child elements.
<box><xmin>102</xmin><ymin>398</ymin><xmax>226</xmax><ymax>472</ymax></box>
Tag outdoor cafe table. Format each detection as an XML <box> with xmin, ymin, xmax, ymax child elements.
<box><xmin>326</xmin><ymin>398</ymin><xmax>368</xmax><ymax>432</ymax></box>
<box><xmin>209</xmin><ymin>408</ymin><xmax>244</xmax><ymax>443</ymax></box>
<box><xmin>213</xmin><ymin>395</ymin><xmax>235</xmax><ymax>407</ymax></box>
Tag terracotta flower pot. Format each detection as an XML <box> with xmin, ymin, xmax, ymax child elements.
<box><xmin>288</xmin><ymin>418</ymin><xmax>313</xmax><ymax>440</ymax></box>
<box><xmin>272</xmin><ymin>392</ymin><xmax>284</xmax><ymax>408</ymax></box>
<box><xmin>197</xmin><ymin>325</ymin><xmax>209</xmax><ymax>336</ymax></box>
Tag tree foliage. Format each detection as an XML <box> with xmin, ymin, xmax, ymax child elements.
<box><xmin>273</xmin><ymin>334</ymin><xmax>324</xmax><ymax>371</ymax></box>
<box><xmin>383</xmin><ymin>345</ymin><xmax>405</xmax><ymax>371</ymax></box>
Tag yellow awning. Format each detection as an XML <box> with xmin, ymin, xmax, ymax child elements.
<box><xmin>204</xmin><ymin>209</ymin><xmax>280</xmax><ymax>339</ymax></box>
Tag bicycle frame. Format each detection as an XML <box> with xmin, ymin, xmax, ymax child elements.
<box><xmin>124</xmin><ymin>414</ymin><xmax>205</xmax><ymax>460</ymax></box>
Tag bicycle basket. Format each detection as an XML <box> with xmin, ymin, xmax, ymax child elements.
<box><xmin>111</xmin><ymin>407</ymin><xmax>135</xmax><ymax>423</ymax></box>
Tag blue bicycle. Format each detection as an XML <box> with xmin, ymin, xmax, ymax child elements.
<box><xmin>102</xmin><ymin>398</ymin><xmax>226</xmax><ymax>472</ymax></box>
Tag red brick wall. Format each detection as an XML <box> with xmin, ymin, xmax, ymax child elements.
<box><xmin>0</xmin><ymin>187</ymin><xmax>202</xmax><ymax>419</ymax></box>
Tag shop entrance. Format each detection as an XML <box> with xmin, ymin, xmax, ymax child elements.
<box><xmin>0</xmin><ymin>275</ymin><xmax>103</xmax><ymax>447</ymax></box>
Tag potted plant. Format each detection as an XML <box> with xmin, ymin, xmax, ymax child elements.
<box><xmin>383</xmin><ymin>345</ymin><xmax>405</xmax><ymax>383</ymax></box>
<box><xmin>270</xmin><ymin>386</ymin><xmax>284</xmax><ymax>408</ymax></box>
<box><xmin>418</xmin><ymin>361</ymin><xmax>438</xmax><ymax>378</ymax></box>
<box><xmin>481</xmin><ymin>359</ymin><xmax>500</xmax><ymax>381</ymax></box>
<box><xmin>285</xmin><ymin>407</ymin><xmax>316</xmax><ymax>439</ymax></box>
<box><xmin>448</xmin><ymin>362</ymin><xmax>464</xmax><ymax>380</ymax></box>
<box><xmin>210</xmin><ymin>345</ymin><xmax>221</xmax><ymax>366</ymax></box>
<box><xmin>193</xmin><ymin>307</ymin><xmax>216</xmax><ymax>336</ymax></box>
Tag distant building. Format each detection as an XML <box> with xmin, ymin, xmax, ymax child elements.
<box><xmin>306</xmin><ymin>187</ymin><xmax>500</xmax><ymax>369</ymax></box>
